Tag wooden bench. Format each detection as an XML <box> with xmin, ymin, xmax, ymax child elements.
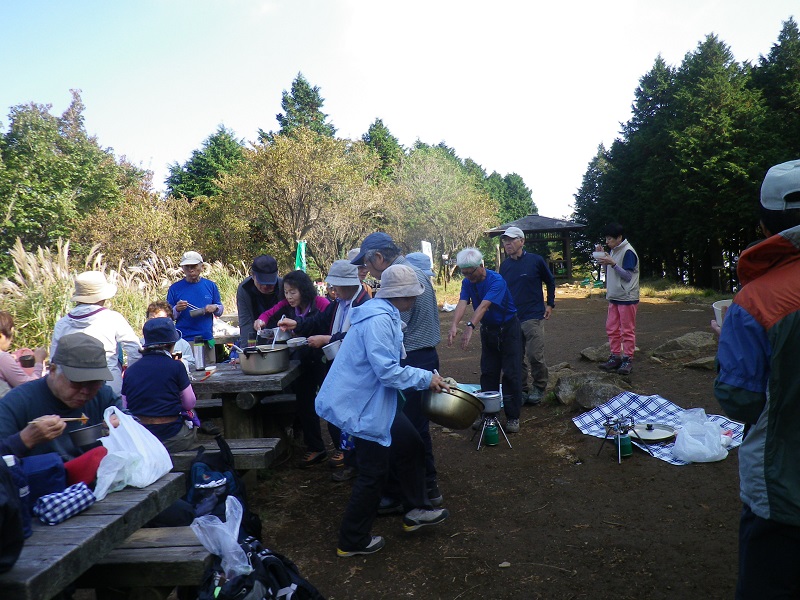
<box><xmin>170</xmin><ymin>437</ymin><xmax>285</xmax><ymax>473</ymax></box>
<box><xmin>195</xmin><ymin>396</ymin><xmax>223</xmax><ymax>409</ymax></box>
<box><xmin>75</xmin><ymin>526</ymin><xmax>211</xmax><ymax>600</ymax></box>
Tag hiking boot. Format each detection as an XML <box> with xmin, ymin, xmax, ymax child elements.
<box><xmin>403</xmin><ymin>508</ymin><xmax>450</xmax><ymax>532</ymax></box>
<box><xmin>377</xmin><ymin>497</ymin><xmax>404</xmax><ymax>515</ymax></box>
<box><xmin>331</xmin><ymin>466</ymin><xmax>357</xmax><ymax>482</ymax></box>
<box><xmin>427</xmin><ymin>483</ymin><xmax>443</xmax><ymax>507</ymax></box>
<box><xmin>617</xmin><ymin>356</ymin><xmax>633</xmax><ymax>375</ymax></box>
<box><xmin>505</xmin><ymin>418</ymin><xmax>520</xmax><ymax>433</ymax></box>
<box><xmin>297</xmin><ymin>450</ymin><xmax>327</xmax><ymax>468</ymax></box>
<box><xmin>525</xmin><ymin>388</ymin><xmax>543</xmax><ymax>405</ymax></box>
<box><xmin>598</xmin><ymin>354</ymin><xmax>622</xmax><ymax>371</ymax></box>
<box><xmin>471</xmin><ymin>416</ymin><xmax>485</xmax><ymax>431</ymax></box>
<box><xmin>329</xmin><ymin>450</ymin><xmax>345</xmax><ymax>468</ymax></box>
<box><xmin>337</xmin><ymin>535</ymin><xmax>385</xmax><ymax>557</ymax></box>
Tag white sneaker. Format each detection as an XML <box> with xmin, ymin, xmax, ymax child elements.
<box><xmin>403</xmin><ymin>508</ymin><xmax>449</xmax><ymax>532</ymax></box>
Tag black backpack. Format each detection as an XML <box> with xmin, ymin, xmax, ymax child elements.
<box><xmin>198</xmin><ymin>536</ymin><xmax>325</xmax><ymax>600</ymax></box>
<box><xmin>186</xmin><ymin>435</ymin><xmax>262</xmax><ymax>541</ymax></box>
<box><xmin>0</xmin><ymin>459</ymin><xmax>24</xmax><ymax>573</ymax></box>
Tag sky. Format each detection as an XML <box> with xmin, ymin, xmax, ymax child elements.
<box><xmin>1</xmin><ymin>0</ymin><xmax>797</xmax><ymax>220</ymax></box>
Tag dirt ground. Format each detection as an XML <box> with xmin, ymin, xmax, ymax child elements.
<box><xmin>252</xmin><ymin>289</ymin><xmax>739</xmax><ymax>600</ymax></box>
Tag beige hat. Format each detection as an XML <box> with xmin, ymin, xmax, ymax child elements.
<box><xmin>326</xmin><ymin>260</ymin><xmax>360</xmax><ymax>286</ymax></box>
<box><xmin>179</xmin><ymin>251</ymin><xmax>203</xmax><ymax>266</ymax></box>
<box><xmin>501</xmin><ymin>226</ymin><xmax>525</xmax><ymax>240</ymax></box>
<box><xmin>375</xmin><ymin>265</ymin><xmax>424</xmax><ymax>299</ymax></box>
<box><xmin>71</xmin><ymin>271</ymin><xmax>117</xmax><ymax>303</ymax></box>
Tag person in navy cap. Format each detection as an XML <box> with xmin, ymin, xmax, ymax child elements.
<box><xmin>122</xmin><ymin>318</ymin><xmax>199</xmax><ymax>453</ymax></box>
<box><xmin>234</xmin><ymin>255</ymin><xmax>284</xmax><ymax>358</ymax></box>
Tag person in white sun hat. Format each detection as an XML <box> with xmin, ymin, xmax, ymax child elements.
<box><xmin>50</xmin><ymin>271</ymin><xmax>141</xmax><ymax>395</ymax></box>
<box><xmin>315</xmin><ymin>264</ymin><xmax>451</xmax><ymax>558</ymax></box>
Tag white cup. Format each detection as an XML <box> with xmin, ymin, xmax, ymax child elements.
<box><xmin>713</xmin><ymin>300</ymin><xmax>732</xmax><ymax>326</ymax></box>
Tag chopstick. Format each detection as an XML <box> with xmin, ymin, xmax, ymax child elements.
<box><xmin>29</xmin><ymin>416</ymin><xmax>89</xmax><ymax>425</ymax></box>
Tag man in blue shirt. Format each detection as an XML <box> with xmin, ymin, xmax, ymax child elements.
<box><xmin>167</xmin><ymin>251</ymin><xmax>224</xmax><ymax>343</ymax></box>
<box><xmin>499</xmin><ymin>227</ymin><xmax>555</xmax><ymax>405</ymax></box>
<box><xmin>448</xmin><ymin>247</ymin><xmax>523</xmax><ymax>433</ymax></box>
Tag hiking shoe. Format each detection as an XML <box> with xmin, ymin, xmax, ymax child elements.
<box><xmin>377</xmin><ymin>497</ymin><xmax>404</xmax><ymax>515</ymax></box>
<box><xmin>199</xmin><ymin>422</ymin><xmax>222</xmax><ymax>436</ymax></box>
<box><xmin>598</xmin><ymin>354</ymin><xmax>622</xmax><ymax>371</ymax></box>
<box><xmin>329</xmin><ymin>450</ymin><xmax>345</xmax><ymax>468</ymax></box>
<box><xmin>471</xmin><ymin>416</ymin><xmax>485</xmax><ymax>431</ymax></box>
<box><xmin>331</xmin><ymin>466</ymin><xmax>357</xmax><ymax>482</ymax></box>
<box><xmin>505</xmin><ymin>418</ymin><xmax>520</xmax><ymax>433</ymax></box>
<box><xmin>525</xmin><ymin>388</ymin><xmax>543</xmax><ymax>405</ymax></box>
<box><xmin>427</xmin><ymin>483</ymin><xmax>443</xmax><ymax>507</ymax></box>
<box><xmin>297</xmin><ymin>450</ymin><xmax>327</xmax><ymax>468</ymax></box>
<box><xmin>617</xmin><ymin>356</ymin><xmax>633</xmax><ymax>375</ymax></box>
<box><xmin>403</xmin><ymin>508</ymin><xmax>450</xmax><ymax>532</ymax></box>
<box><xmin>337</xmin><ymin>535</ymin><xmax>385</xmax><ymax>557</ymax></box>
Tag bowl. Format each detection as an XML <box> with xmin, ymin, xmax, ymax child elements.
<box><xmin>69</xmin><ymin>422</ymin><xmax>105</xmax><ymax>449</ymax></box>
<box><xmin>322</xmin><ymin>339</ymin><xmax>342</xmax><ymax>361</ymax></box>
<box><xmin>713</xmin><ymin>299</ymin><xmax>732</xmax><ymax>326</ymax></box>
<box><xmin>592</xmin><ymin>251</ymin><xmax>607</xmax><ymax>260</ymax></box>
<box><xmin>286</xmin><ymin>337</ymin><xmax>308</xmax><ymax>348</ymax></box>
<box><xmin>423</xmin><ymin>387</ymin><xmax>484</xmax><ymax>429</ymax></box>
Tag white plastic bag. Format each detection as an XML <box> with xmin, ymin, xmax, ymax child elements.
<box><xmin>93</xmin><ymin>450</ymin><xmax>142</xmax><ymax>501</ymax></box>
<box><xmin>94</xmin><ymin>407</ymin><xmax>172</xmax><ymax>497</ymax></box>
<box><xmin>191</xmin><ymin>496</ymin><xmax>252</xmax><ymax>578</ymax></box>
<box><xmin>672</xmin><ymin>408</ymin><xmax>728</xmax><ymax>463</ymax></box>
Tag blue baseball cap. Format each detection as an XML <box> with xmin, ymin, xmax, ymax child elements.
<box><xmin>350</xmin><ymin>232</ymin><xmax>394</xmax><ymax>265</ymax></box>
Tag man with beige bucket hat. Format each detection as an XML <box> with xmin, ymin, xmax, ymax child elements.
<box><xmin>50</xmin><ymin>271</ymin><xmax>141</xmax><ymax>395</ymax></box>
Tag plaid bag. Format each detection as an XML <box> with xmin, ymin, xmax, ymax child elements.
<box><xmin>32</xmin><ymin>482</ymin><xmax>96</xmax><ymax>525</ymax></box>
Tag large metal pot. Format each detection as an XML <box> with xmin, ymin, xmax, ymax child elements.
<box><xmin>240</xmin><ymin>345</ymin><xmax>290</xmax><ymax>375</ymax></box>
<box><xmin>423</xmin><ymin>387</ymin><xmax>485</xmax><ymax>430</ymax></box>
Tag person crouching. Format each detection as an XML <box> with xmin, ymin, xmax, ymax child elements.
<box><xmin>315</xmin><ymin>265</ymin><xmax>451</xmax><ymax>557</ymax></box>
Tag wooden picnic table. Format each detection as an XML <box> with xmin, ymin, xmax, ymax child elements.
<box><xmin>0</xmin><ymin>472</ymin><xmax>185</xmax><ymax>600</ymax></box>
<box><xmin>191</xmin><ymin>361</ymin><xmax>300</xmax><ymax>439</ymax></box>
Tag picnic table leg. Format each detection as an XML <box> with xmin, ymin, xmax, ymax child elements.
<box><xmin>221</xmin><ymin>394</ymin><xmax>263</xmax><ymax>439</ymax></box>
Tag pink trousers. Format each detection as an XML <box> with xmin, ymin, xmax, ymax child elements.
<box><xmin>605</xmin><ymin>303</ymin><xmax>638</xmax><ymax>358</ymax></box>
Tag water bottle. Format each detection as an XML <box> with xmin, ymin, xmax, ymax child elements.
<box><xmin>193</xmin><ymin>336</ymin><xmax>206</xmax><ymax>371</ymax></box>
<box><xmin>3</xmin><ymin>455</ymin><xmax>32</xmax><ymax>538</ymax></box>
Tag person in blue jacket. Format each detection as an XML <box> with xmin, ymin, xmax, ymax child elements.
<box><xmin>167</xmin><ymin>251</ymin><xmax>223</xmax><ymax>343</ymax></box>
<box><xmin>315</xmin><ymin>265</ymin><xmax>450</xmax><ymax>557</ymax></box>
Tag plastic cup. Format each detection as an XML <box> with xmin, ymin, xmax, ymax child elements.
<box><xmin>713</xmin><ymin>300</ymin><xmax>732</xmax><ymax>326</ymax></box>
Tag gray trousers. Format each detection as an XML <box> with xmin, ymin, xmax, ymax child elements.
<box><xmin>521</xmin><ymin>318</ymin><xmax>548</xmax><ymax>392</ymax></box>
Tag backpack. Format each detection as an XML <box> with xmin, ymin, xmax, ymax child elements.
<box><xmin>0</xmin><ymin>458</ymin><xmax>24</xmax><ymax>573</ymax></box>
<box><xmin>198</xmin><ymin>536</ymin><xmax>325</xmax><ymax>600</ymax></box>
<box><xmin>186</xmin><ymin>435</ymin><xmax>262</xmax><ymax>541</ymax></box>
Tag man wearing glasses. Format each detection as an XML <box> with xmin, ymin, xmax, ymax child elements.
<box><xmin>167</xmin><ymin>251</ymin><xmax>224</xmax><ymax>344</ymax></box>
<box><xmin>0</xmin><ymin>333</ymin><xmax>121</xmax><ymax>459</ymax></box>
<box><xmin>448</xmin><ymin>248</ymin><xmax>523</xmax><ymax>433</ymax></box>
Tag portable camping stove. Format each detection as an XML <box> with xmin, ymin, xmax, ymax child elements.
<box><xmin>596</xmin><ymin>415</ymin><xmax>654</xmax><ymax>464</ymax></box>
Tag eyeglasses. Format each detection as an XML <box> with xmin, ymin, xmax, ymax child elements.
<box><xmin>66</xmin><ymin>379</ymin><xmax>104</xmax><ymax>391</ymax></box>
<box><xmin>461</xmin><ymin>267</ymin><xmax>478</xmax><ymax>277</ymax></box>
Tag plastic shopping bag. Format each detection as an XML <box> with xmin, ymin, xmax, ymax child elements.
<box><xmin>192</xmin><ymin>496</ymin><xmax>252</xmax><ymax>578</ymax></box>
<box><xmin>94</xmin><ymin>407</ymin><xmax>172</xmax><ymax>499</ymax></box>
<box><xmin>672</xmin><ymin>408</ymin><xmax>728</xmax><ymax>463</ymax></box>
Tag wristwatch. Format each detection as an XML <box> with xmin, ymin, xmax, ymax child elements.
<box><xmin>466</xmin><ymin>321</ymin><xmax>475</xmax><ymax>329</ymax></box>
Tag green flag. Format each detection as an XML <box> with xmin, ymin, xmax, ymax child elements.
<box><xmin>295</xmin><ymin>240</ymin><xmax>307</xmax><ymax>272</ymax></box>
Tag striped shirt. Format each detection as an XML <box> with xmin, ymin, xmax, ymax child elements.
<box><xmin>392</xmin><ymin>256</ymin><xmax>441</xmax><ymax>351</ymax></box>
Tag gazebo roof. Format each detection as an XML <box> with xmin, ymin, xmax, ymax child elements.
<box><xmin>486</xmin><ymin>214</ymin><xmax>586</xmax><ymax>237</ymax></box>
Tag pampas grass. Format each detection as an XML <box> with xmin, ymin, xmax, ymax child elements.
<box><xmin>0</xmin><ymin>239</ymin><xmax>245</xmax><ymax>350</ymax></box>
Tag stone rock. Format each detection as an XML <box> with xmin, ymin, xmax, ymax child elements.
<box><xmin>547</xmin><ymin>363</ymin><xmax>575</xmax><ymax>391</ymax></box>
<box><xmin>652</xmin><ymin>332</ymin><xmax>717</xmax><ymax>360</ymax></box>
<box><xmin>684</xmin><ymin>355</ymin><xmax>717</xmax><ymax>371</ymax></box>
<box><xmin>553</xmin><ymin>371</ymin><xmax>630</xmax><ymax>408</ymax></box>
<box><xmin>581</xmin><ymin>342</ymin><xmax>640</xmax><ymax>362</ymax></box>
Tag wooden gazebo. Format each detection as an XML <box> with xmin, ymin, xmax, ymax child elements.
<box><xmin>486</xmin><ymin>214</ymin><xmax>586</xmax><ymax>279</ymax></box>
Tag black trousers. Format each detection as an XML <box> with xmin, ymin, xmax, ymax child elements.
<box><xmin>338</xmin><ymin>410</ymin><xmax>428</xmax><ymax>551</ymax></box>
<box><xmin>736</xmin><ymin>503</ymin><xmax>800</xmax><ymax>599</ymax></box>
<box><xmin>479</xmin><ymin>317</ymin><xmax>523</xmax><ymax>420</ymax></box>
<box><xmin>401</xmin><ymin>347</ymin><xmax>439</xmax><ymax>487</ymax></box>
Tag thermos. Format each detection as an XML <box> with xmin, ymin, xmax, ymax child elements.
<box><xmin>3</xmin><ymin>454</ymin><xmax>32</xmax><ymax>538</ymax></box>
<box><xmin>193</xmin><ymin>336</ymin><xmax>206</xmax><ymax>371</ymax></box>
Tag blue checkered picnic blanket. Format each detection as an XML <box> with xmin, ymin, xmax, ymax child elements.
<box><xmin>572</xmin><ymin>391</ymin><xmax>744</xmax><ymax>465</ymax></box>
<box><xmin>33</xmin><ymin>481</ymin><xmax>96</xmax><ymax>525</ymax></box>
